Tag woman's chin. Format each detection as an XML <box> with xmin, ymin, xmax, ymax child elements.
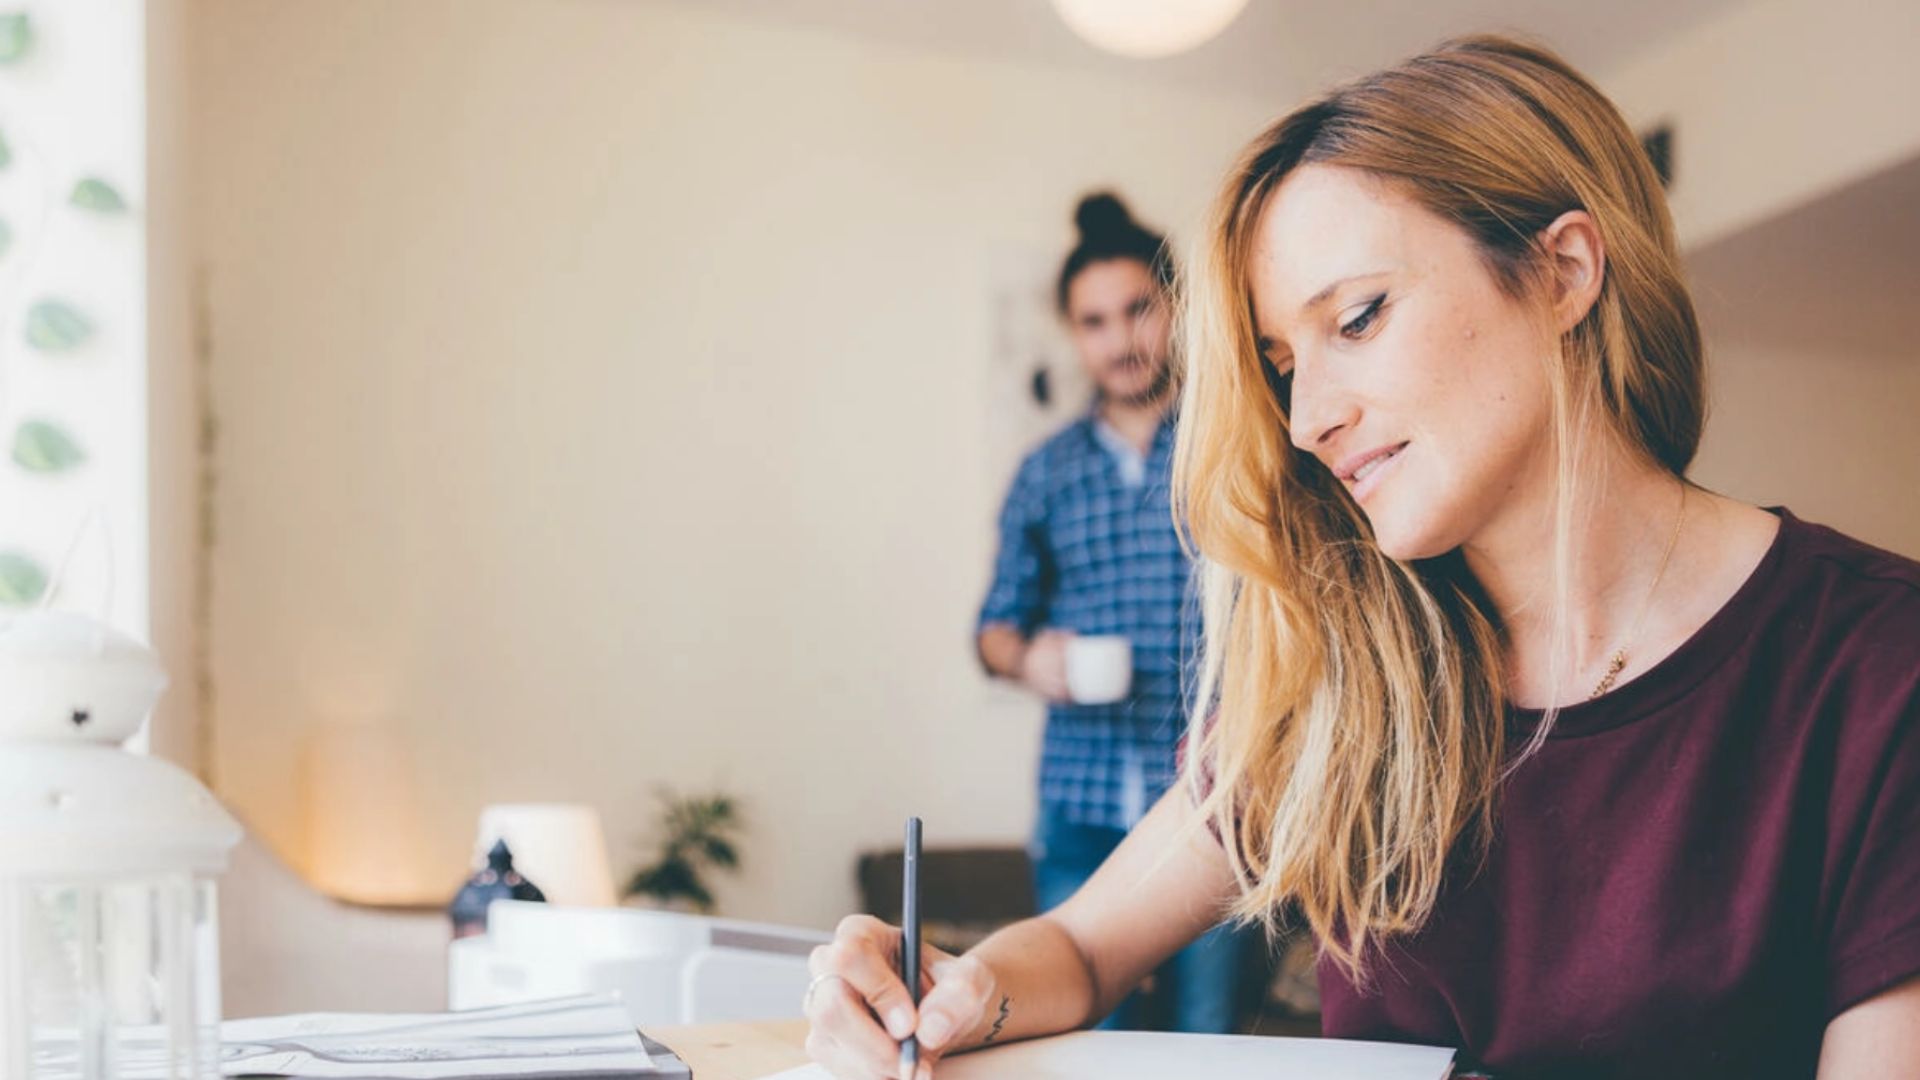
<box><xmin>1364</xmin><ymin>507</ymin><xmax>1459</xmax><ymax>563</ymax></box>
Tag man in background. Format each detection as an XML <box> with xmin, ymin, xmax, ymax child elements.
<box><xmin>976</xmin><ymin>192</ymin><xmax>1254</xmax><ymax>1033</ymax></box>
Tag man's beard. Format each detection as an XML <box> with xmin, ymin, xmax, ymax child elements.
<box><xmin>1106</xmin><ymin>354</ymin><xmax>1175</xmax><ymax>408</ymax></box>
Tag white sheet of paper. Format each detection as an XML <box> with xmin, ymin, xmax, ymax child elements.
<box><xmin>764</xmin><ymin>1030</ymin><xmax>1454</xmax><ymax>1080</ymax></box>
<box><xmin>218</xmin><ymin>994</ymin><xmax>656</xmax><ymax>1078</ymax></box>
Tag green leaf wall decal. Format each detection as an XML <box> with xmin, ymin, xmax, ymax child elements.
<box><xmin>0</xmin><ymin>128</ymin><xmax>11</xmax><ymax>170</ymax></box>
<box><xmin>0</xmin><ymin>14</ymin><xmax>29</xmax><ymax>65</ymax></box>
<box><xmin>24</xmin><ymin>300</ymin><xmax>93</xmax><ymax>351</ymax></box>
<box><xmin>70</xmin><ymin>177</ymin><xmax>127</xmax><ymax>213</ymax></box>
<box><xmin>11</xmin><ymin>419</ymin><xmax>85</xmax><ymax>472</ymax></box>
<box><xmin>0</xmin><ymin>551</ymin><xmax>47</xmax><ymax>605</ymax></box>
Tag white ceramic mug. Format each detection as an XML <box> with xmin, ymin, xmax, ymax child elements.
<box><xmin>1065</xmin><ymin>635</ymin><xmax>1132</xmax><ymax>705</ymax></box>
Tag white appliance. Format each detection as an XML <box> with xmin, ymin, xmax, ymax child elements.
<box><xmin>448</xmin><ymin>900</ymin><xmax>829</xmax><ymax>1025</ymax></box>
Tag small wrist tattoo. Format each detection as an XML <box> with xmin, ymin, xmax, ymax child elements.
<box><xmin>983</xmin><ymin>995</ymin><xmax>1012</xmax><ymax>1043</ymax></box>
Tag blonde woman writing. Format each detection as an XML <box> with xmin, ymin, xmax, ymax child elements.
<box><xmin>804</xmin><ymin>36</ymin><xmax>1920</xmax><ymax>1079</ymax></box>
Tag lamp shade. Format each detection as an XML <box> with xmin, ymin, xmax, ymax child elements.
<box><xmin>1050</xmin><ymin>0</ymin><xmax>1250</xmax><ymax>59</ymax></box>
<box><xmin>473</xmin><ymin>804</ymin><xmax>616</xmax><ymax>908</ymax></box>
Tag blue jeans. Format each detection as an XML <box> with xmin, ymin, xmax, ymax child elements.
<box><xmin>1029</xmin><ymin>808</ymin><xmax>1256</xmax><ymax>1033</ymax></box>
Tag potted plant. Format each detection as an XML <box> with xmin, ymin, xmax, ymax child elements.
<box><xmin>624</xmin><ymin>789</ymin><xmax>742</xmax><ymax>913</ymax></box>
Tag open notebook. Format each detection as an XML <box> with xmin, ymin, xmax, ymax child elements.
<box><xmin>765</xmin><ymin>1030</ymin><xmax>1455</xmax><ymax>1079</ymax></box>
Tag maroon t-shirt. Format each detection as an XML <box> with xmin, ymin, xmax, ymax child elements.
<box><xmin>1317</xmin><ymin>510</ymin><xmax>1920</xmax><ymax>1077</ymax></box>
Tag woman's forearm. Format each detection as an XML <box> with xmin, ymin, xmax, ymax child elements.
<box><xmin>943</xmin><ymin>914</ymin><xmax>1104</xmax><ymax>1052</ymax></box>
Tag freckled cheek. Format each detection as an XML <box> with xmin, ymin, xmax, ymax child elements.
<box><xmin>1402</xmin><ymin>355</ymin><xmax>1474</xmax><ymax>418</ymax></box>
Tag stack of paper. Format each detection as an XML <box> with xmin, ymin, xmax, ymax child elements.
<box><xmin>766</xmin><ymin>1029</ymin><xmax>1455</xmax><ymax>1079</ymax></box>
<box><xmin>32</xmin><ymin>994</ymin><xmax>679</xmax><ymax>1080</ymax></box>
<box><xmin>220</xmin><ymin>994</ymin><xmax>671</xmax><ymax>1079</ymax></box>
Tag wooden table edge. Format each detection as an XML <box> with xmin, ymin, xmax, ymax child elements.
<box><xmin>648</xmin><ymin>1019</ymin><xmax>812</xmax><ymax>1079</ymax></box>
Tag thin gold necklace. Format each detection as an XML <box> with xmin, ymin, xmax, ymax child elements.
<box><xmin>1589</xmin><ymin>485</ymin><xmax>1688</xmax><ymax>700</ymax></box>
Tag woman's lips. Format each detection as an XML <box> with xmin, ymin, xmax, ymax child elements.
<box><xmin>1343</xmin><ymin>442</ymin><xmax>1408</xmax><ymax>503</ymax></box>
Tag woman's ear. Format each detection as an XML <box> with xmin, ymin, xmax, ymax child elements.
<box><xmin>1541</xmin><ymin>210</ymin><xmax>1606</xmax><ymax>334</ymax></box>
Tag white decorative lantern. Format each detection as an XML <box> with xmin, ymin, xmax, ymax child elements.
<box><xmin>0</xmin><ymin>611</ymin><xmax>241</xmax><ymax>1080</ymax></box>
<box><xmin>1050</xmin><ymin>0</ymin><xmax>1251</xmax><ymax>59</ymax></box>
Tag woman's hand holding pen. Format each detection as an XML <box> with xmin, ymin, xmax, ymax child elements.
<box><xmin>804</xmin><ymin>915</ymin><xmax>998</xmax><ymax>1080</ymax></box>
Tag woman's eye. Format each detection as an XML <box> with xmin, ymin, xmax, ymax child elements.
<box><xmin>1339</xmin><ymin>295</ymin><xmax>1386</xmax><ymax>340</ymax></box>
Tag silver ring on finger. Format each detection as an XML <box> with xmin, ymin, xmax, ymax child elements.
<box><xmin>803</xmin><ymin>972</ymin><xmax>846</xmax><ymax>1012</ymax></box>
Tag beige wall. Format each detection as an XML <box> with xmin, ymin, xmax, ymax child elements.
<box><xmin>189</xmin><ymin>0</ymin><xmax>1275</xmax><ymax>927</ymax></box>
<box><xmin>1691</xmin><ymin>338</ymin><xmax>1920</xmax><ymax>558</ymax></box>
<box><xmin>1604</xmin><ymin>0</ymin><xmax>1920</xmax><ymax>249</ymax></box>
<box><xmin>147</xmin><ymin>0</ymin><xmax>200</xmax><ymax>770</ymax></box>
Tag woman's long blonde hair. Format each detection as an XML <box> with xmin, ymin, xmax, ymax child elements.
<box><xmin>1174</xmin><ymin>35</ymin><xmax>1705</xmax><ymax>980</ymax></box>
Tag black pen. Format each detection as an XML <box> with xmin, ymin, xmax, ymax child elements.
<box><xmin>900</xmin><ymin>816</ymin><xmax>922</xmax><ymax>1080</ymax></box>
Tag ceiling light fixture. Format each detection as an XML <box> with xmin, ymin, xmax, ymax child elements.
<box><xmin>1050</xmin><ymin>0</ymin><xmax>1251</xmax><ymax>59</ymax></box>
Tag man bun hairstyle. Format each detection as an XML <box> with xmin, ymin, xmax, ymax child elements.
<box><xmin>1057</xmin><ymin>191</ymin><xmax>1176</xmax><ymax>314</ymax></box>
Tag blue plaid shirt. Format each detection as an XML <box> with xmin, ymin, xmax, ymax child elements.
<box><xmin>978</xmin><ymin>411</ymin><xmax>1195</xmax><ymax>830</ymax></box>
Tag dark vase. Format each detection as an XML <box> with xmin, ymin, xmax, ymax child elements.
<box><xmin>449</xmin><ymin>839</ymin><xmax>546</xmax><ymax>938</ymax></box>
